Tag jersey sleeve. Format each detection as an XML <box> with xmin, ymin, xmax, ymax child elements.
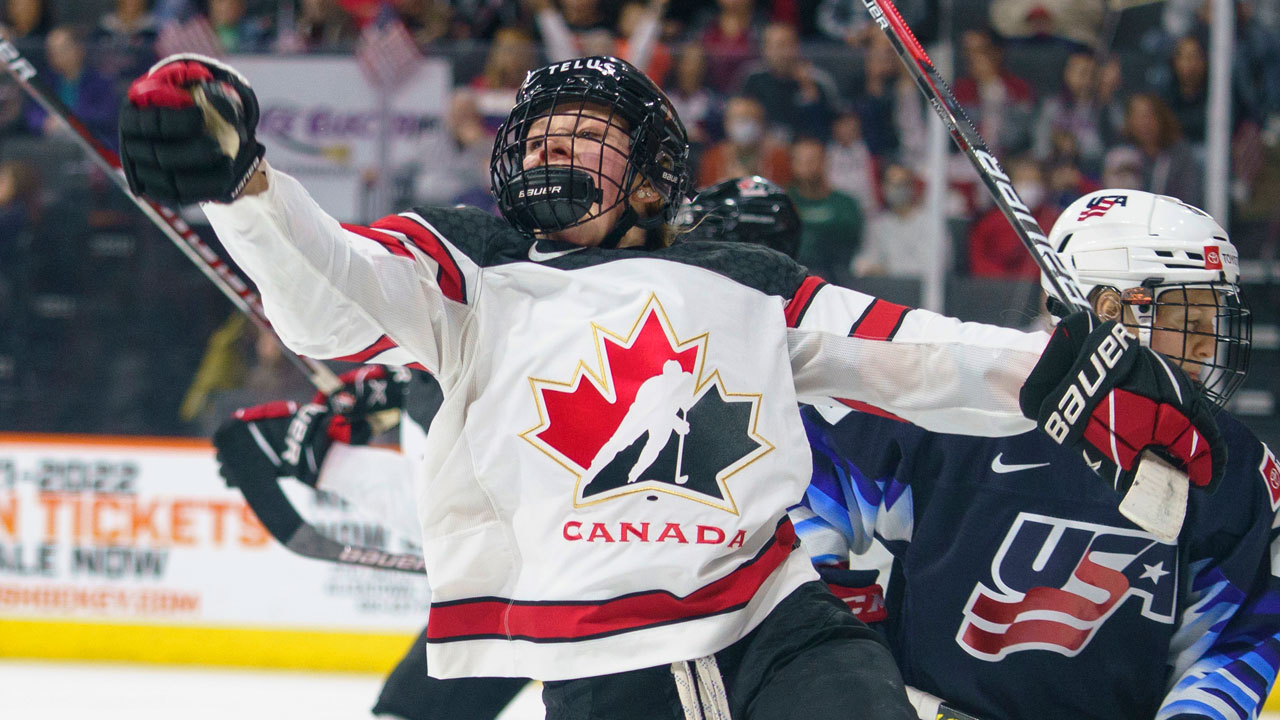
<box><xmin>785</xmin><ymin>277</ymin><xmax>1047</xmax><ymax>437</ymax></box>
<box><xmin>1157</xmin><ymin>435</ymin><xmax>1280</xmax><ymax>720</ymax></box>
<box><xmin>201</xmin><ymin>163</ymin><xmax>482</xmax><ymax>375</ymax></box>
<box><xmin>798</xmin><ymin>407</ymin><xmax>923</xmax><ymax>559</ymax></box>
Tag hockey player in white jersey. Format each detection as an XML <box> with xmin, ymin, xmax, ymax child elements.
<box><xmin>119</xmin><ymin>54</ymin><xmax>1223</xmax><ymax>719</ymax></box>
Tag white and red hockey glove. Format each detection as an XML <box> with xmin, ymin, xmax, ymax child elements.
<box><xmin>118</xmin><ymin>54</ymin><xmax>264</xmax><ymax>205</ymax></box>
<box><xmin>1020</xmin><ymin>312</ymin><xmax>1225</xmax><ymax>494</ymax></box>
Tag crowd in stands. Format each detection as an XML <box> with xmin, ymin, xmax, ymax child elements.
<box><xmin>1</xmin><ymin>0</ymin><xmax>1279</xmax><ymax>435</ymax></box>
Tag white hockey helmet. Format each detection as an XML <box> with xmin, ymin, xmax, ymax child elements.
<box><xmin>1045</xmin><ymin>189</ymin><xmax>1250</xmax><ymax>407</ymax></box>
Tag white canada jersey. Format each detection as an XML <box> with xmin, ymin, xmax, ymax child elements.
<box><xmin>202</xmin><ymin>165</ymin><xmax>1046</xmax><ymax>681</ymax></box>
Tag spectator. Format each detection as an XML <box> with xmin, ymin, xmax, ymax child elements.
<box><xmin>853</xmin><ymin>162</ymin><xmax>944</xmax><ymax>278</ymax></box>
<box><xmin>1</xmin><ymin>0</ymin><xmax>53</xmax><ymax>41</ymax></box>
<box><xmin>289</xmin><ymin>0</ymin><xmax>360</xmax><ymax>51</ymax></box>
<box><xmin>953</xmin><ymin>28</ymin><xmax>1036</xmax><ymax>157</ymax></box>
<box><xmin>989</xmin><ymin>0</ymin><xmax>1105</xmax><ymax>52</ymax></box>
<box><xmin>94</xmin><ymin>0</ymin><xmax>160</xmax><ymax>79</ymax></box>
<box><xmin>469</xmin><ymin>27</ymin><xmax>539</xmax><ymax>129</ymax></box>
<box><xmin>788</xmin><ymin>136</ymin><xmax>863</xmax><ymax>284</ymax></box>
<box><xmin>848</xmin><ymin>32</ymin><xmax>925</xmax><ymax>159</ymax></box>
<box><xmin>615</xmin><ymin>0</ymin><xmax>671</xmax><ymax>82</ymax></box>
<box><xmin>738</xmin><ymin>22</ymin><xmax>839</xmax><ymax>140</ymax></box>
<box><xmin>1116</xmin><ymin>92</ymin><xmax>1203</xmax><ymax>207</ymax></box>
<box><xmin>825</xmin><ymin>108</ymin><xmax>879</xmax><ymax>216</ymax></box>
<box><xmin>391</xmin><ymin>0</ymin><xmax>451</xmax><ymax>45</ymax></box>
<box><xmin>1099</xmin><ymin>145</ymin><xmax>1143</xmax><ymax>189</ymax></box>
<box><xmin>696</xmin><ymin>94</ymin><xmax>792</xmax><ymax>186</ymax></box>
<box><xmin>404</xmin><ymin>89</ymin><xmax>493</xmax><ymax>207</ymax></box>
<box><xmin>24</xmin><ymin>26</ymin><xmax>118</xmax><ymax>146</ymax></box>
<box><xmin>536</xmin><ymin>0</ymin><xmax>671</xmax><ymax>81</ymax></box>
<box><xmin>666</xmin><ymin>42</ymin><xmax>723</xmax><ymax>151</ymax></box>
<box><xmin>203</xmin><ymin>0</ymin><xmax>272</xmax><ymax>53</ymax></box>
<box><xmin>95</xmin><ymin>0</ymin><xmax>159</xmax><ymax>48</ymax></box>
<box><xmin>1162</xmin><ymin>34</ymin><xmax>1209</xmax><ymax>147</ymax></box>
<box><xmin>968</xmin><ymin>156</ymin><xmax>1056</xmax><ymax>279</ymax></box>
<box><xmin>1046</xmin><ymin>157</ymin><xmax>1100</xmax><ymax>211</ymax></box>
<box><xmin>694</xmin><ymin>0</ymin><xmax>763</xmax><ymax>92</ymax></box>
<box><xmin>1033</xmin><ymin>50</ymin><xmax>1107</xmax><ymax>177</ymax></box>
<box><xmin>0</xmin><ymin>159</ymin><xmax>39</xmax><ymax>266</ymax></box>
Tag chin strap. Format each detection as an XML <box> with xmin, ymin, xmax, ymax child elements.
<box><xmin>598</xmin><ymin>205</ymin><xmax>639</xmax><ymax>250</ymax></box>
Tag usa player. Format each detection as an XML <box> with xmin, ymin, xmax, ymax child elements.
<box><xmin>120</xmin><ymin>52</ymin><xmax>1220</xmax><ymax>718</ymax></box>
<box><xmin>801</xmin><ymin>190</ymin><xmax>1275</xmax><ymax>720</ymax></box>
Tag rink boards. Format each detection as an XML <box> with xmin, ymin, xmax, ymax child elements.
<box><xmin>0</xmin><ymin>433</ymin><xmax>426</xmax><ymax>672</ymax></box>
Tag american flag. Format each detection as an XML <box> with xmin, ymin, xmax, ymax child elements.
<box><xmin>155</xmin><ymin>16</ymin><xmax>225</xmax><ymax>59</ymax></box>
<box><xmin>355</xmin><ymin>18</ymin><xmax>422</xmax><ymax>92</ymax></box>
<box><xmin>1076</xmin><ymin>194</ymin><xmax>1129</xmax><ymax>221</ymax></box>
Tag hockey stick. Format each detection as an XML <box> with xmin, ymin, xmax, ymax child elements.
<box><xmin>0</xmin><ymin>42</ymin><xmax>421</xmax><ymax>570</ymax></box>
<box><xmin>863</xmin><ymin>0</ymin><xmax>1188</xmax><ymax>542</ymax></box>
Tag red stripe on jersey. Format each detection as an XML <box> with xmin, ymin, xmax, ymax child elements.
<box><xmin>342</xmin><ymin>223</ymin><xmax>413</xmax><ymax>259</ymax></box>
<box><xmin>425</xmin><ymin>520</ymin><xmax>798</xmax><ymax>643</ymax></box>
<box><xmin>785</xmin><ymin>276</ymin><xmax>826</xmax><ymax>328</ymax></box>
<box><xmin>849</xmin><ymin>299</ymin><xmax>909</xmax><ymax>341</ymax></box>
<box><xmin>373</xmin><ymin>215</ymin><xmax>466</xmax><ymax>303</ymax></box>
<box><xmin>333</xmin><ymin>334</ymin><xmax>399</xmax><ymax>363</ymax></box>
<box><xmin>837</xmin><ymin>398</ymin><xmax>906</xmax><ymax>423</ymax></box>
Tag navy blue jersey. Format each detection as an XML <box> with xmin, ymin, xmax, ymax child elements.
<box><xmin>798</xmin><ymin>405</ymin><xmax>1280</xmax><ymax>720</ymax></box>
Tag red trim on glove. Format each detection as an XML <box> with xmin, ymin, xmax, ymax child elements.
<box><xmin>232</xmin><ymin>400</ymin><xmax>299</xmax><ymax>422</ymax></box>
<box><xmin>128</xmin><ymin>61</ymin><xmax>215</xmax><ymax>108</ymax></box>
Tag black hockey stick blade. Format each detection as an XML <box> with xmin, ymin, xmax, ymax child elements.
<box><xmin>236</xmin><ymin>473</ymin><xmax>425</xmax><ymax>574</ymax></box>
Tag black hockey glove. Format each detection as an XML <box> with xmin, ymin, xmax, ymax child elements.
<box><xmin>1020</xmin><ymin>312</ymin><xmax>1225</xmax><ymax>494</ymax></box>
<box><xmin>119</xmin><ymin>54</ymin><xmax>264</xmax><ymax>206</ymax></box>
<box><xmin>212</xmin><ymin>400</ymin><xmax>358</xmax><ymax>490</ymax></box>
<box><xmin>312</xmin><ymin>365</ymin><xmax>409</xmax><ymax>419</ymax></box>
<box><xmin>816</xmin><ymin>564</ymin><xmax>887</xmax><ymax>622</ymax></box>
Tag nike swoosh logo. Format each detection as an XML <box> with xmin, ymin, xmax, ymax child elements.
<box><xmin>990</xmin><ymin>453</ymin><xmax>1051</xmax><ymax>474</ymax></box>
<box><xmin>527</xmin><ymin>244</ymin><xmax>585</xmax><ymax>262</ymax></box>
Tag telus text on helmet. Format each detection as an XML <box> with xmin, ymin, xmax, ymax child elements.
<box><xmin>546</xmin><ymin>59</ymin><xmax>617</xmax><ymax>76</ymax></box>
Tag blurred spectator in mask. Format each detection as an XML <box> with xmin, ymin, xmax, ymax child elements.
<box><xmin>853</xmin><ymin>162</ymin><xmax>944</xmax><ymax>278</ymax></box>
<box><xmin>203</xmin><ymin>0</ymin><xmax>272</xmax><ymax>53</ymax></box>
<box><xmin>1033</xmin><ymin>50</ymin><xmax>1106</xmax><ymax>177</ymax></box>
<box><xmin>666</xmin><ymin>42</ymin><xmax>724</xmax><ymax>152</ymax></box>
<box><xmin>401</xmin><ymin>88</ymin><xmax>493</xmax><ymax>207</ymax></box>
<box><xmin>954</xmin><ymin>29</ymin><xmax>1036</xmax><ymax>157</ymax></box>
<box><xmin>2</xmin><ymin>0</ymin><xmax>54</xmax><ymax>41</ymax></box>
<box><xmin>694</xmin><ymin>0</ymin><xmax>764</xmax><ymax>93</ymax></box>
<box><xmin>95</xmin><ymin>0</ymin><xmax>159</xmax><ymax>49</ymax></box>
<box><xmin>788</xmin><ymin>136</ymin><xmax>863</xmax><ymax>285</ymax></box>
<box><xmin>989</xmin><ymin>0</ymin><xmax>1105</xmax><ymax>53</ymax></box>
<box><xmin>697</xmin><ymin>94</ymin><xmax>792</xmax><ymax>186</ymax></box>
<box><xmin>968</xmin><ymin>156</ymin><xmax>1057</xmax><ymax>279</ymax></box>
<box><xmin>469</xmin><ymin>27</ymin><xmax>539</xmax><ymax>129</ymax></box>
<box><xmin>94</xmin><ymin>0</ymin><xmax>160</xmax><ymax>78</ymax></box>
<box><xmin>1117</xmin><ymin>92</ymin><xmax>1202</xmax><ymax>207</ymax></box>
<box><xmin>738</xmin><ymin>22</ymin><xmax>839</xmax><ymax>140</ymax></box>
<box><xmin>24</xmin><ymin>26</ymin><xmax>118</xmax><ymax>146</ymax></box>
<box><xmin>848</xmin><ymin>32</ymin><xmax>926</xmax><ymax>160</ymax></box>
<box><xmin>287</xmin><ymin>0</ymin><xmax>360</xmax><ymax>51</ymax></box>
<box><xmin>825</xmin><ymin>108</ymin><xmax>879</xmax><ymax>216</ymax></box>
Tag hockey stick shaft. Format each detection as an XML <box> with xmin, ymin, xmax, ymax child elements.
<box><xmin>861</xmin><ymin>1</ymin><xmax>1089</xmax><ymax>313</ymax></box>
<box><xmin>0</xmin><ymin>39</ymin><xmax>342</xmax><ymax>395</ymax></box>
<box><xmin>864</xmin><ymin>1</ymin><xmax>1186</xmax><ymax>541</ymax></box>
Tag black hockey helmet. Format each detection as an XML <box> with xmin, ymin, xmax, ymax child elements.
<box><xmin>676</xmin><ymin>176</ymin><xmax>802</xmax><ymax>259</ymax></box>
<box><xmin>490</xmin><ymin>56</ymin><xmax>690</xmax><ymax>246</ymax></box>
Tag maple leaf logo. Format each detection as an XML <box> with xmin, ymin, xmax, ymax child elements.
<box><xmin>521</xmin><ymin>295</ymin><xmax>773</xmax><ymax>513</ymax></box>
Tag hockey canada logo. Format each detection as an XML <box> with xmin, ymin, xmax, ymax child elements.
<box><xmin>1077</xmin><ymin>194</ymin><xmax>1128</xmax><ymax>221</ymax></box>
<box><xmin>957</xmin><ymin>513</ymin><xmax>1176</xmax><ymax>661</ymax></box>
<box><xmin>522</xmin><ymin>295</ymin><xmax>773</xmax><ymax>513</ymax></box>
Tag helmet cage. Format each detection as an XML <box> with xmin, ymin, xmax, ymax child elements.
<box><xmin>1108</xmin><ymin>279</ymin><xmax>1251</xmax><ymax>409</ymax></box>
<box><xmin>490</xmin><ymin>58</ymin><xmax>690</xmax><ymax>238</ymax></box>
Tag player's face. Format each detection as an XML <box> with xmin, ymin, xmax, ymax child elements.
<box><xmin>1137</xmin><ymin>288</ymin><xmax>1221</xmax><ymax>379</ymax></box>
<box><xmin>522</xmin><ymin>101</ymin><xmax>633</xmax><ymax>247</ymax></box>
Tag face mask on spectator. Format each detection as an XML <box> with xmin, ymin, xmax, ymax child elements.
<box><xmin>884</xmin><ymin>183</ymin><xmax>914</xmax><ymax>209</ymax></box>
<box><xmin>1017</xmin><ymin>182</ymin><xmax>1045</xmax><ymax>209</ymax></box>
<box><xmin>726</xmin><ymin>118</ymin><xmax>762</xmax><ymax>145</ymax></box>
